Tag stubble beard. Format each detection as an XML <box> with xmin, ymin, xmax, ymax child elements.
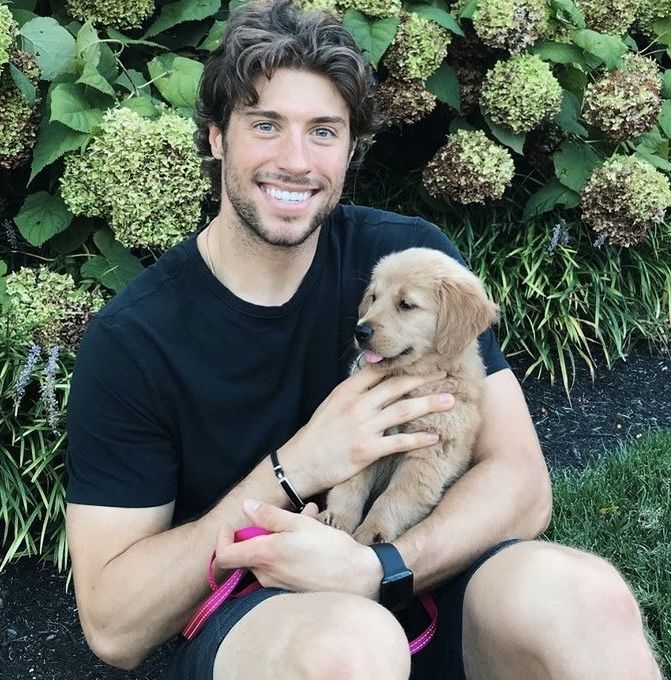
<box><xmin>222</xmin><ymin>163</ymin><xmax>343</xmax><ymax>250</ymax></box>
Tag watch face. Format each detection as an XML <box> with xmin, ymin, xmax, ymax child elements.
<box><xmin>381</xmin><ymin>570</ymin><xmax>414</xmax><ymax>612</ymax></box>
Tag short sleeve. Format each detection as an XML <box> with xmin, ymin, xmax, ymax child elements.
<box><xmin>66</xmin><ymin>317</ymin><xmax>178</xmax><ymax>508</ymax></box>
<box><xmin>413</xmin><ymin>217</ymin><xmax>510</xmax><ymax>376</ymax></box>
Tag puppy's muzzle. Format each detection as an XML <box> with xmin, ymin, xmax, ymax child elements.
<box><xmin>355</xmin><ymin>322</ymin><xmax>374</xmax><ymax>347</ymax></box>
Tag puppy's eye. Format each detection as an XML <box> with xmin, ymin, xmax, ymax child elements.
<box><xmin>398</xmin><ymin>299</ymin><xmax>416</xmax><ymax>311</ymax></box>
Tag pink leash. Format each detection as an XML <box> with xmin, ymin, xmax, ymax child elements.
<box><xmin>182</xmin><ymin>526</ymin><xmax>438</xmax><ymax>654</ymax></box>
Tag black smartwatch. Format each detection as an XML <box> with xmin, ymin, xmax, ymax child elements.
<box><xmin>369</xmin><ymin>542</ymin><xmax>414</xmax><ymax>613</ymax></box>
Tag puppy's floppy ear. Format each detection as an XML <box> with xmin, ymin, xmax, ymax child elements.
<box><xmin>435</xmin><ymin>275</ymin><xmax>499</xmax><ymax>358</ymax></box>
<box><xmin>358</xmin><ymin>286</ymin><xmax>374</xmax><ymax>319</ymax></box>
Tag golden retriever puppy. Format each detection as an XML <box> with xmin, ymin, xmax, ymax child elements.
<box><xmin>319</xmin><ymin>247</ymin><xmax>499</xmax><ymax>544</ymax></box>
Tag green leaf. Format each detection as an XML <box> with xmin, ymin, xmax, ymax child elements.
<box><xmin>144</xmin><ymin>0</ymin><xmax>220</xmax><ymax>38</ymax></box>
<box><xmin>105</xmin><ymin>27</ymin><xmax>165</xmax><ymax>49</ymax></box>
<box><xmin>531</xmin><ymin>40</ymin><xmax>585</xmax><ymax>65</ymax></box>
<box><xmin>29</xmin><ymin>118</ymin><xmax>88</xmax><ymax>183</ymax></box>
<box><xmin>9</xmin><ymin>9</ymin><xmax>37</xmax><ymax>28</ymax></box>
<box><xmin>147</xmin><ymin>54</ymin><xmax>203</xmax><ymax>109</ymax></box>
<box><xmin>552</xmin><ymin>140</ymin><xmax>601</xmax><ymax>193</ymax></box>
<box><xmin>652</xmin><ymin>18</ymin><xmax>671</xmax><ymax>48</ymax></box>
<box><xmin>82</xmin><ymin>229</ymin><xmax>143</xmax><ymax>292</ymax></box>
<box><xmin>572</xmin><ymin>29</ymin><xmax>627</xmax><ymax>69</ymax></box>
<box><xmin>407</xmin><ymin>4</ymin><xmax>464</xmax><ymax>36</ymax></box>
<box><xmin>557</xmin><ymin>64</ymin><xmax>587</xmax><ymax>100</ymax></box>
<box><xmin>19</xmin><ymin>17</ymin><xmax>76</xmax><ymax>81</ymax></box>
<box><xmin>49</xmin><ymin>83</ymin><xmax>106</xmax><ymax>132</ymax></box>
<box><xmin>662</xmin><ymin>69</ymin><xmax>671</xmax><ymax>99</ymax></box>
<box><xmin>76</xmin><ymin>61</ymin><xmax>116</xmax><ymax>97</ymax></box>
<box><xmin>0</xmin><ymin>260</ymin><xmax>7</xmax><ymax>276</ymax></box>
<box><xmin>426</xmin><ymin>61</ymin><xmax>460</xmax><ymax>111</ymax></box>
<box><xmin>115</xmin><ymin>69</ymin><xmax>148</xmax><ymax>94</ymax></box>
<box><xmin>342</xmin><ymin>10</ymin><xmax>398</xmax><ymax>69</ymax></box>
<box><xmin>523</xmin><ymin>181</ymin><xmax>580</xmax><ymax>220</ymax></box>
<box><xmin>120</xmin><ymin>95</ymin><xmax>159</xmax><ymax>117</ymax></box>
<box><xmin>549</xmin><ymin>0</ymin><xmax>585</xmax><ymax>28</ymax></box>
<box><xmin>49</xmin><ymin>217</ymin><xmax>94</xmax><ymax>255</ymax></box>
<box><xmin>76</xmin><ymin>21</ymin><xmax>101</xmax><ymax>63</ymax></box>
<box><xmin>553</xmin><ymin>90</ymin><xmax>588</xmax><ymax>137</ymax></box>
<box><xmin>448</xmin><ymin>117</ymin><xmax>476</xmax><ymax>133</ymax></box>
<box><xmin>457</xmin><ymin>0</ymin><xmax>477</xmax><ymax>19</ymax></box>
<box><xmin>658</xmin><ymin>100</ymin><xmax>671</xmax><ymax>139</ymax></box>
<box><xmin>229</xmin><ymin>0</ymin><xmax>249</xmax><ymax>13</ymax></box>
<box><xmin>635</xmin><ymin>147</ymin><xmax>671</xmax><ymax>172</ymax></box>
<box><xmin>9</xmin><ymin>63</ymin><xmax>37</xmax><ymax>106</ymax></box>
<box><xmin>14</xmin><ymin>192</ymin><xmax>74</xmax><ymax>247</ymax></box>
<box><xmin>483</xmin><ymin>115</ymin><xmax>526</xmax><ymax>155</ymax></box>
<box><xmin>200</xmin><ymin>19</ymin><xmax>227</xmax><ymax>51</ymax></box>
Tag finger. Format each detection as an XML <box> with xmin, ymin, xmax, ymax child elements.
<box><xmin>377</xmin><ymin>392</ymin><xmax>454</xmax><ymax>432</ymax></box>
<box><xmin>301</xmin><ymin>502</ymin><xmax>320</xmax><ymax>519</ymax></box>
<box><xmin>375</xmin><ymin>430</ymin><xmax>442</xmax><ymax>457</ymax></box>
<box><xmin>366</xmin><ymin>371</ymin><xmax>449</xmax><ymax>409</ymax></box>
<box><xmin>242</xmin><ymin>498</ymin><xmax>303</xmax><ymax>532</ymax></box>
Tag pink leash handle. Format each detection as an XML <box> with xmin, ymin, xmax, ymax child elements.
<box><xmin>182</xmin><ymin>527</ymin><xmax>438</xmax><ymax>654</ymax></box>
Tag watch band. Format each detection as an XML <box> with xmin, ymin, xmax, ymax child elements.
<box><xmin>369</xmin><ymin>542</ymin><xmax>414</xmax><ymax>612</ymax></box>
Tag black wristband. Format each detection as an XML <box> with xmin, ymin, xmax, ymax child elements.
<box><xmin>269</xmin><ymin>450</ymin><xmax>306</xmax><ymax>512</ymax></box>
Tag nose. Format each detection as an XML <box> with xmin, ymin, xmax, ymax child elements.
<box><xmin>355</xmin><ymin>322</ymin><xmax>374</xmax><ymax>344</ymax></box>
<box><xmin>278</xmin><ymin>129</ymin><xmax>311</xmax><ymax>176</ymax></box>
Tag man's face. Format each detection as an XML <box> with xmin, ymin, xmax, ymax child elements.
<box><xmin>210</xmin><ymin>68</ymin><xmax>355</xmax><ymax>248</ymax></box>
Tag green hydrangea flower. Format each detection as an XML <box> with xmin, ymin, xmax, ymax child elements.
<box><xmin>0</xmin><ymin>4</ymin><xmax>18</xmax><ymax>69</ymax></box>
<box><xmin>296</xmin><ymin>0</ymin><xmax>343</xmax><ymax>18</ymax></box>
<box><xmin>635</xmin><ymin>0</ymin><xmax>671</xmax><ymax>35</ymax></box>
<box><xmin>473</xmin><ymin>0</ymin><xmax>550</xmax><ymax>53</ymax></box>
<box><xmin>0</xmin><ymin>51</ymin><xmax>41</xmax><ymax>170</ymax></box>
<box><xmin>581</xmin><ymin>155</ymin><xmax>671</xmax><ymax>247</ymax></box>
<box><xmin>375</xmin><ymin>78</ymin><xmax>437</xmax><ymax>126</ymax></box>
<box><xmin>4</xmin><ymin>266</ymin><xmax>104</xmax><ymax>350</ymax></box>
<box><xmin>61</xmin><ymin>107</ymin><xmax>209</xmax><ymax>250</ymax></box>
<box><xmin>384</xmin><ymin>12</ymin><xmax>452</xmax><ymax>82</ymax></box>
<box><xmin>339</xmin><ymin>0</ymin><xmax>402</xmax><ymax>18</ymax></box>
<box><xmin>583</xmin><ymin>53</ymin><xmax>661</xmax><ymax>142</ymax></box>
<box><xmin>575</xmin><ymin>0</ymin><xmax>640</xmax><ymax>34</ymax></box>
<box><xmin>480</xmin><ymin>54</ymin><xmax>562</xmax><ymax>133</ymax></box>
<box><xmin>65</xmin><ymin>0</ymin><xmax>155</xmax><ymax>29</ymax></box>
<box><xmin>423</xmin><ymin>129</ymin><xmax>515</xmax><ymax>204</ymax></box>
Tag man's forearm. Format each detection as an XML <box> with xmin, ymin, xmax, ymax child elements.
<box><xmin>78</xmin><ymin>452</ymin><xmax>300</xmax><ymax>669</ymax></box>
<box><xmin>395</xmin><ymin>448</ymin><xmax>552</xmax><ymax>592</ymax></box>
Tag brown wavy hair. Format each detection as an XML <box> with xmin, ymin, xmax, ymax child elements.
<box><xmin>194</xmin><ymin>0</ymin><xmax>379</xmax><ymax>196</ymax></box>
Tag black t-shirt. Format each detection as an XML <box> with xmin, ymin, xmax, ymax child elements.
<box><xmin>66</xmin><ymin>204</ymin><xmax>508</xmax><ymax>524</ymax></box>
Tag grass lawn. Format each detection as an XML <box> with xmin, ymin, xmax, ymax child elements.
<box><xmin>543</xmin><ymin>429</ymin><xmax>671</xmax><ymax>677</ymax></box>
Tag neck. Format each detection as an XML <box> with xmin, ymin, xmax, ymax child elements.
<box><xmin>199</xmin><ymin>214</ymin><xmax>320</xmax><ymax>307</ymax></box>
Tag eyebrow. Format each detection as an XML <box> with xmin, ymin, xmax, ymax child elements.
<box><xmin>244</xmin><ymin>109</ymin><xmax>347</xmax><ymax>127</ymax></box>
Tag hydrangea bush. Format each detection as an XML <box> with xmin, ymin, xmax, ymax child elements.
<box><xmin>2</xmin><ymin>0</ymin><xmax>671</xmax><ymax>570</ymax></box>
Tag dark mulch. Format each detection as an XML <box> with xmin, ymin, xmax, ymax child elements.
<box><xmin>1</xmin><ymin>351</ymin><xmax>670</xmax><ymax>680</ymax></box>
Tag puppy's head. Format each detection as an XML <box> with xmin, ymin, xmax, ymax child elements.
<box><xmin>355</xmin><ymin>247</ymin><xmax>499</xmax><ymax>369</ymax></box>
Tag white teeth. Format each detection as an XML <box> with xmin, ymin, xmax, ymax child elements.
<box><xmin>264</xmin><ymin>186</ymin><xmax>311</xmax><ymax>203</ymax></box>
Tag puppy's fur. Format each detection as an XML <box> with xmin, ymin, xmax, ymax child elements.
<box><xmin>320</xmin><ymin>247</ymin><xmax>499</xmax><ymax>544</ymax></box>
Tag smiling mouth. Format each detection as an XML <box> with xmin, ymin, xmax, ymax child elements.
<box><xmin>259</xmin><ymin>183</ymin><xmax>319</xmax><ymax>205</ymax></box>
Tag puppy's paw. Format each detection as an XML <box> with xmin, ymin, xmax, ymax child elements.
<box><xmin>317</xmin><ymin>509</ymin><xmax>357</xmax><ymax>534</ymax></box>
<box><xmin>353</xmin><ymin>522</ymin><xmax>398</xmax><ymax>545</ymax></box>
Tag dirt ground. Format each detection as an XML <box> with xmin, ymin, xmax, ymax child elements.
<box><xmin>1</xmin><ymin>351</ymin><xmax>670</xmax><ymax>680</ymax></box>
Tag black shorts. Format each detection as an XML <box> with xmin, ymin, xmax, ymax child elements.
<box><xmin>166</xmin><ymin>539</ymin><xmax>521</xmax><ymax>680</ymax></box>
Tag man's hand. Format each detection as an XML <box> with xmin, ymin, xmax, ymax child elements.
<box><xmin>280</xmin><ymin>365</ymin><xmax>454</xmax><ymax>495</ymax></box>
<box><xmin>214</xmin><ymin>500</ymin><xmax>382</xmax><ymax>599</ymax></box>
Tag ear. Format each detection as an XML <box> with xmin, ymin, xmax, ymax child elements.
<box><xmin>358</xmin><ymin>286</ymin><xmax>374</xmax><ymax>320</ymax></box>
<box><xmin>209</xmin><ymin>123</ymin><xmax>224</xmax><ymax>159</ymax></box>
<box><xmin>435</xmin><ymin>276</ymin><xmax>499</xmax><ymax>358</ymax></box>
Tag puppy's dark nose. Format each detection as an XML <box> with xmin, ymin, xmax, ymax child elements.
<box><xmin>355</xmin><ymin>322</ymin><xmax>374</xmax><ymax>344</ymax></box>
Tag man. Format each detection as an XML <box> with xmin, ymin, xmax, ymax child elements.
<box><xmin>65</xmin><ymin>1</ymin><xmax>661</xmax><ymax>678</ymax></box>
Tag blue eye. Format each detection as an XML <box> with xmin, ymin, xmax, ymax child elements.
<box><xmin>314</xmin><ymin>128</ymin><xmax>334</xmax><ymax>138</ymax></box>
<box><xmin>255</xmin><ymin>122</ymin><xmax>275</xmax><ymax>133</ymax></box>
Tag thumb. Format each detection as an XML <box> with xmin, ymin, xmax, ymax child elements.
<box><xmin>242</xmin><ymin>499</ymin><xmax>301</xmax><ymax>532</ymax></box>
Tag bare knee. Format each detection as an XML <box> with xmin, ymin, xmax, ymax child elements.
<box><xmin>294</xmin><ymin>594</ymin><xmax>411</xmax><ymax>680</ymax></box>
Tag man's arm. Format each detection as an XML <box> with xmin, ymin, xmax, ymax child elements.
<box><xmin>395</xmin><ymin>368</ymin><xmax>552</xmax><ymax>590</ymax></box>
<box><xmin>67</xmin><ymin>366</ymin><xmax>452</xmax><ymax>670</ymax></box>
